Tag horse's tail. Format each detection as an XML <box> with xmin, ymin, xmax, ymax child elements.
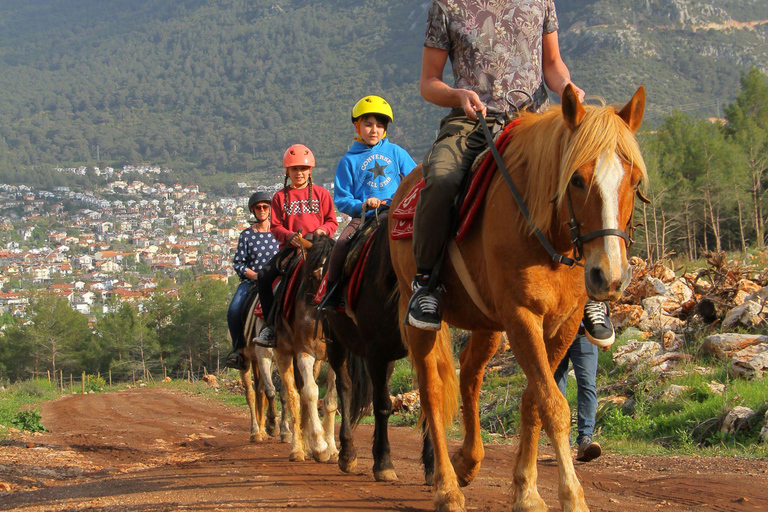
<box><xmin>347</xmin><ymin>352</ymin><xmax>373</xmax><ymax>425</ymax></box>
<box><xmin>434</xmin><ymin>324</ymin><xmax>459</xmax><ymax>428</ymax></box>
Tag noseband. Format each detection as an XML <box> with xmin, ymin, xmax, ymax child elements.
<box><xmin>477</xmin><ymin>112</ymin><xmax>638</xmax><ymax>268</ymax></box>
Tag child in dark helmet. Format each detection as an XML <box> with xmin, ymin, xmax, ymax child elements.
<box><xmin>254</xmin><ymin>144</ymin><xmax>338</xmax><ymax>348</ymax></box>
<box><xmin>225</xmin><ymin>192</ymin><xmax>279</xmax><ymax>370</ymax></box>
<box><xmin>321</xmin><ymin>95</ymin><xmax>417</xmax><ymax>312</ymax></box>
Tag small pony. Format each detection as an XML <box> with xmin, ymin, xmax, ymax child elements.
<box><xmin>390</xmin><ymin>85</ymin><xmax>647</xmax><ymax>512</ymax></box>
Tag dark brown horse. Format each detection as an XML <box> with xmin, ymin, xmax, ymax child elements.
<box><xmin>324</xmin><ymin>211</ymin><xmax>434</xmax><ymax>483</ymax></box>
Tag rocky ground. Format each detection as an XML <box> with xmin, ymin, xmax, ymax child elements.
<box><xmin>1</xmin><ymin>387</ymin><xmax>767</xmax><ymax>511</ymax></box>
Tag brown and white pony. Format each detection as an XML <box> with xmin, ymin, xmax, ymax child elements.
<box><xmin>390</xmin><ymin>85</ymin><xmax>647</xmax><ymax>512</ymax></box>
<box><xmin>274</xmin><ymin>235</ymin><xmax>339</xmax><ymax>463</ymax></box>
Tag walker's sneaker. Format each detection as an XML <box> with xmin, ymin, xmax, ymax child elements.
<box><xmin>576</xmin><ymin>437</ymin><xmax>602</xmax><ymax>462</ymax></box>
<box><xmin>405</xmin><ymin>275</ymin><xmax>442</xmax><ymax>331</ymax></box>
<box><xmin>254</xmin><ymin>325</ymin><xmax>276</xmax><ymax>348</ymax></box>
<box><xmin>583</xmin><ymin>301</ymin><xmax>615</xmax><ymax>348</ymax></box>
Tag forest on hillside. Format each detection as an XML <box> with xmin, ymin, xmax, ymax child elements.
<box><xmin>0</xmin><ymin>0</ymin><xmax>766</xmax><ymax>192</ymax></box>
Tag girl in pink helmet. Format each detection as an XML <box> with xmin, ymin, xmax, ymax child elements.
<box><xmin>255</xmin><ymin>144</ymin><xmax>338</xmax><ymax>347</ymax></box>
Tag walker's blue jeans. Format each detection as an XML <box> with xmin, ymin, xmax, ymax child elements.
<box><xmin>227</xmin><ymin>281</ymin><xmax>254</xmax><ymax>350</ymax></box>
<box><xmin>553</xmin><ymin>334</ymin><xmax>598</xmax><ymax>445</ymax></box>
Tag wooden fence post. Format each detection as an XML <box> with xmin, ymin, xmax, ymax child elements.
<box><xmin>109</xmin><ymin>369</ymin><xmax>112</xmax><ymax>387</ymax></box>
<box><xmin>47</xmin><ymin>370</ymin><xmax>51</xmax><ymax>383</ymax></box>
<box><xmin>132</xmin><ymin>370</ymin><xmax>135</xmax><ymax>386</ymax></box>
<box><xmin>70</xmin><ymin>374</ymin><xmax>73</xmax><ymax>393</ymax></box>
<box><xmin>81</xmin><ymin>371</ymin><xmax>85</xmax><ymax>394</ymax></box>
<box><xmin>59</xmin><ymin>370</ymin><xmax>63</xmax><ymax>392</ymax></box>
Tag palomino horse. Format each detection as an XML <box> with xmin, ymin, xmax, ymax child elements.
<box><xmin>324</xmin><ymin>210</ymin><xmax>435</xmax><ymax>483</ymax></box>
<box><xmin>274</xmin><ymin>235</ymin><xmax>340</xmax><ymax>463</ymax></box>
<box><xmin>390</xmin><ymin>85</ymin><xmax>647</xmax><ymax>512</ymax></box>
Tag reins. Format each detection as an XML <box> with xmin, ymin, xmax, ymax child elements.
<box><xmin>477</xmin><ymin>110</ymin><xmax>635</xmax><ymax>268</ymax></box>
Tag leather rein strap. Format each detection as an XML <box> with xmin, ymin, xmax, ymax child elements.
<box><xmin>477</xmin><ymin>111</ymin><xmax>633</xmax><ymax>268</ymax></box>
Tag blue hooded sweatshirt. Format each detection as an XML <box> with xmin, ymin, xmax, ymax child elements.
<box><xmin>333</xmin><ymin>139</ymin><xmax>417</xmax><ymax>218</ymax></box>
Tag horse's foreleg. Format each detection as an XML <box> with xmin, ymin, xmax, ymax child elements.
<box><xmin>277</xmin><ymin>352</ymin><xmax>304</xmax><ymax>461</ymax></box>
<box><xmin>452</xmin><ymin>330</ymin><xmax>502</xmax><ymax>487</ymax></box>
<box><xmin>296</xmin><ymin>352</ymin><xmax>330</xmax><ymax>462</ymax></box>
<box><xmin>512</xmin><ymin>386</ymin><xmax>546</xmax><ymax>511</ymax></box>
<box><xmin>328</xmin><ymin>343</ymin><xmax>357</xmax><ymax>473</ymax></box>
<box><xmin>322</xmin><ymin>363</ymin><xmax>339</xmax><ymax>462</ymax></box>
<box><xmin>241</xmin><ymin>367</ymin><xmax>263</xmax><ymax>442</ymax></box>
<box><xmin>256</xmin><ymin>347</ymin><xmax>280</xmax><ymax>437</ymax></box>
<box><xmin>370</xmin><ymin>359</ymin><xmax>397</xmax><ymax>482</ymax></box>
<box><xmin>507</xmin><ymin>314</ymin><xmax>587</xmax><ymax>512</ymax></box>
<box><xmin>422</xmin><ymin>421</ymin><xmax>435</xmax><ymax>486</ymax></box>
<box><xmin>407</xmin><ymin>324</ymin><xmax>465</xmax><ymax>512</ymax></box>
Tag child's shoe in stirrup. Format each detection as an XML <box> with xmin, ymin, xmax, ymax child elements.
<box><xmin>254</xmin><ymin>325</ymin><xmax>276</xmax><ymax>348</ymax></box>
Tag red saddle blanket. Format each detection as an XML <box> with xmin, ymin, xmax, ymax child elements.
<box><xmin>391</xmin><ymin>120</ymin><xmax>519</xmax><ymax>242</ymax></box>
<box><xmin>253</xmin><ymin>259</ymin><xmax>305</xmax><ymax>320</ymax></box>
<box><xmin>314</xmin><ymin>228</ymin><xmax>378</xmax><ymax>313</ymax></box>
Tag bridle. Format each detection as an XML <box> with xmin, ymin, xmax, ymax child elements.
<box><xmin>477</xmin><ymin>109</ymin><xmax>646</xmax><ymax>268</ymax></box>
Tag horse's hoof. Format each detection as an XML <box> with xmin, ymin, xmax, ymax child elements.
<box><xmin>339</xmin><ymin>456</ymin><xmax>358</xmax><ymax>473</ymax></box>
<box><xmin>424</xmin><ymin>472</ymin><xmax>434</xmax><ymax>486</ymax></box>
<box><xmin>313</xmin><ymin>448</ymin><xmax>331</xmax><ymax>463</ymax></box>
<box><xmin>289</xmin><ymin>451</ymin><xmax>305</xmax><ymax>462</ymax></box>
<box><xmin>451</xmin><ymin>450</ymin><xmax>481</xmax><ymax>487</ymax></box>
<box><xmin>434</xmin><ymin>488</ymin><xmax>465</xmax><ymax>512</ymax></box>
<box><xmin>249</xmin><ymin>434</ymin><xmax>257</xmax><ymax>443</ymax></box>
<box><xmin>374</xmin><ymin>468</ymin><xmax>398</xmax><ymax>482</ymax></box>
<box><xmin>512</xmin><ymin>491</ymin><xmax>547</xmax><ymax>512</ymax></box>
<box><xmin>328</xmin><ymin>449</ymin><xmax>339</xmax><ymax>463</ymax></box>
<box><xmin>281</xmin><ymin>433</ymin><xmax>292</xmax><ymax>443</ymax></box>
<box><xmin>267</xmin><ymin>422</ymin><xmax>280</xmax><ymax>437</ymax></box>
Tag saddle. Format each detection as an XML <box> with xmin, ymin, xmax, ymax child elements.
<box><xmin>315</xmin><ymin>210</ymin><xmax>386</xmax><ymax>313</ymax></box>
<box><xmin>253</xmin><ymin>249</ymin><xmax>305</xmax><ymax>321</ymax></box>
<box><xmin>391</xmin><ymin>119</ymin><xmax>520</xmax><ymax>242</ymax></box>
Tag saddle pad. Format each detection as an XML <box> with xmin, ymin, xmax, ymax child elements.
<box><xmin>253</xmin><ymin>276</ymin><xmax>283</xmax><ymax>319</ymax></box>
<box><xmin>282</xmin><ymin>258</ymin><xmax>305</xmax><ymax>321</ymax></box>
<box><xmin>390</xmin><ymin>119</ymin><xmax>519</xmax><ymax>242</ymax></box>
<box><xmin>346</xmin><ymin>229</ymin><xmax>378</xmax><ymax>311</ymax></box>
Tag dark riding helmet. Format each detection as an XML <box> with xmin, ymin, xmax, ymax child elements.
<box><xmin>248</xmin><ymin>191</ymin><xmax>272</xmax><ymax>212</ymax></box>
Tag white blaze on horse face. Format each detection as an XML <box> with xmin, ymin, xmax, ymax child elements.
<box><xmin>595</xmin><ymin>152</ymin><xmax>624</xmax><ymax>283</ymax></box>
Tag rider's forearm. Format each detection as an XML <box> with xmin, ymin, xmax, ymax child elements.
<box><xmin>243</xmin><ymin>269</ymin><xmax>259</xmax><ymax>280</ymax></box>
<box><xmin>420</xmin><ymin>77</ymin><xmax>463</xmax><ymax>109</ymax></box>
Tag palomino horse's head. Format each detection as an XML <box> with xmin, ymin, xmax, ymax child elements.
<box><xmin>559</xmin><ymin>85</ymin><xmax>647</xmax><ymax>301</ymax></box>
<box><xmin>509</xmin><ymin>85</ymin><xmax>647</xmax><ymax>302</ymax></box>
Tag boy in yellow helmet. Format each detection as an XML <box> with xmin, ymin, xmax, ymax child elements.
<box><xmin>320</xmin><ymin>95</ymin><xmax>417</xmax><ymax>311</ymax></box>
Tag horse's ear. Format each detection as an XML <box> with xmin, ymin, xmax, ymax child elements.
<box><xmin>562</xmin><ymin>83</ymin><xmax>586</xmax><ymax>131</ymax></box>
<box><xmin>618</xmin><ymin>86</ymin><xmax>645</xmax><ymax>133</ymax></box>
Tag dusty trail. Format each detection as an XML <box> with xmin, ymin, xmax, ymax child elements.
<box><xmin>1</xmin><ymin>387</ymin><xmax>767</xmax><ymax>511</ymax></box>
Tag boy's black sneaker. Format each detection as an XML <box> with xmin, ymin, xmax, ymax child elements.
<box><xmin>254</xmin><ymin>325</ymin><xmax>276</xmax><ymax>348</ymax></box>
<box><xmin>405</xmin><ymin>275</ymin><xmax>442</xmax><ymax>331</ymax></box>
<box><xmin>583</xmin><ymin>301</ymin><xmax>614</xmax><ymax>348</ymax></box>
<box><xmin>576</xmin><ymin>437</ymin><xmax>602</xmax><ymax>462</ymax></box>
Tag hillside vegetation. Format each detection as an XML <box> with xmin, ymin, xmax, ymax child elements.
<box><xmin>0</xmin><ymin>0</ymin><xmax>766</xmax><ymax>190</ymax></box>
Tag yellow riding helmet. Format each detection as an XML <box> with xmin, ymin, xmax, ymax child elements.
<box><xmin>351</xmin><ymin>95</ymin><xmax>394</xmax><ymax>124</ymax></box>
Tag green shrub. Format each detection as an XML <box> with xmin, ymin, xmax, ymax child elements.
<box><xmin>10</xmin><ymin>410</ymin><xmax>47</xmax><ymax>433</ymax></box>
<box><xmin>389</xmin><ymin>359</ymin><xmax>415</xmax><ymax>395</ymax></box>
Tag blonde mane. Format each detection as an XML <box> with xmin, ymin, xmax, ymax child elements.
<box><xmin>502</xmin><ymin>103</ymin><xmax>647</xmax><ymax>236</ymax></box>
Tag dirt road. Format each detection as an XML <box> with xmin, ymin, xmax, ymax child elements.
<box><xmin>1</xmin><ymin>387</ymin><xmax>767</xmax><ymax>511</ymax></box>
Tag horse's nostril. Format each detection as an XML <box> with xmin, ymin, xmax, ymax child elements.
<box><xmin>588</xmin><ymin>267</ymin><xmax>606</xmax><ymax>290</ymax></box>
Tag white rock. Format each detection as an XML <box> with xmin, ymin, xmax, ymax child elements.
<box><xmin>721</xmin><ymin>406</ymin><xmax>756</xmax><ymax>434</ymax></box>
<box><xmin>706</xmin><ymin>381</ymin><xmax>725</xmax><ymax>395</ymax></box>
<box><xmin>612</xmin><ymin>340</ymin><xmax>661</xmax><ymax>369</ymax></box>
<box><xmin>760</xmin><ymin>411</ymin><xmax>768</xmax><ymax>443</ymax></box>
<box><xmin>701</xmin><ymin>333</ymin><xmax>768</xmax><ymax>359</ymax></box>
<box><xmin>730</xmin><ymin>343</ymin><xmax>768</xmax><ymax>379</ymax></box>
<box><xmin>666</xmin><ymin>278</ymin><xmax>693</xmax><ymax>303</ymax></box>
<box><xmin>723</xmin><ymin>300</ymin><xmax>766</xmax><ymax>329</ymax></box>
<box><xmin>642</xmin><ymin>275</ymin><xmax>667</xmax><ymax>297</ymax></box>
<box><xmin>661</xmin><ymin>384</ymin><xmax>689</xmax><ymax>401</ymax></box>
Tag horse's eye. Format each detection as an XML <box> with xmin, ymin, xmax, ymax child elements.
<box><xmin>570</xmin><ymin>174</ymin><xmax>585</xmax><ymax>189</ymax></box>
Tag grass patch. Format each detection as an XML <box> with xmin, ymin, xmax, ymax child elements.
<box><xmin>0</xmin><ymin>379</ymin><xmax>60</xmax><ymax>437</ymax></box>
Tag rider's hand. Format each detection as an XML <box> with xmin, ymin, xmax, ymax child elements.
<box><xmin>458</xmin><ymin>89</ymin><xmax>486</xmax><ymax>120</ymax></box>
<box><xmin>314</xmin><ymin>228</ymin><xmax>327</xmax><ymax>237</ymax></box>
<box><xmin>289</xmin><ymin>234</ymin><xmax>302</xmax><ymax>248</ymax></box>
<box><xmin>365</xmin><ymin>197</ymin><xmax>381</xmax><ymax>209</ymax></box>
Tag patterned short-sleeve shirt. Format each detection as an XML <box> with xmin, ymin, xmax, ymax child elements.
<box><xmin>425</xmin><ymin>0</ymin><xmax>558</xmax><ymax>112</ymax></box>
<box><xmin>232</xmin><ymin>227</ymin><xmax>279</xmax><ymax>283</ymax></box>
